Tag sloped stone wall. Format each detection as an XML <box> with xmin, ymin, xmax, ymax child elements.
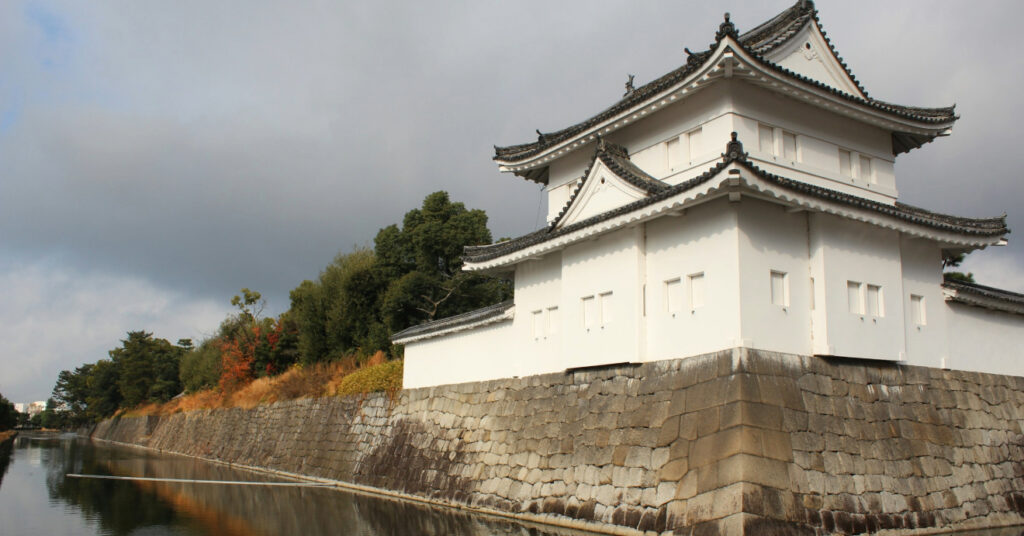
<box><xmin>92</xmin><ymin>349</ymin><xmax>1024</xmax><ymax>535</ymax></box>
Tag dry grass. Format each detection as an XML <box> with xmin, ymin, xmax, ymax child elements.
<box><xmin>0</xmin><ymin>430</ymin><xmax>16</xmax><ymax>443</ymax></box>
<box><xmin>127</xmin><ymin>352</ymin><xmax>401</xmax><ymax>416</ymax></box>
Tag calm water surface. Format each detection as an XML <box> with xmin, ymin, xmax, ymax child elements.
<box><xmin>2</xmin><ymin>433</ymin><xmax>1022</xmax><ymax>536</ymax></box>
<box><xmin>0</xmin><ymin>432</ymin><xmax>592</xmax><ymax>536</ymax></box>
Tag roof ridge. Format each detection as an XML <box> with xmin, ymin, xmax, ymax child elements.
<box><xmin>547</xmin><ymin>138</ymin><xmax>669</xmax><ymax>230</ymax></box>
<box><xmin>494</xmin><ymin>2</ymin><xmax>956</xmax><ymax>165</ymax></box>
<box><xmin>473</xmin><ymin>133</ymin><xmax>1006</xmax><ymax>264</ymax></box>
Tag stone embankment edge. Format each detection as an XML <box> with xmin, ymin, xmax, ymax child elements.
<box><xmin>88</xmin><ymin>434</ymin><xmax>632</xmax><ymax>536</ymax></box>
<box><xmin>89</xmin><ymin>349</ymin><xmax>1024</xmax><ymax>535</ymax></box>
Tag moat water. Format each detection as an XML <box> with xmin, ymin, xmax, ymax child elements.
<box><xmin>0</xmin><ymin>432</ymin><xmax>591</xmax><ymax>536</ymax></box>
<box><xmin>1</xmin><ymin>433</ymin><xmax>1022</xmax><ymax>535</ymax></box>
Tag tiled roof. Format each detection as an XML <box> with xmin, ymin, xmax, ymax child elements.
<box><xmin>468</xmin><ymin>134</ymin><xmax>1007</xmax><ymax>265</ymax></box>
<box><xmin>943</xmin><ymin>280</ymin><xmax>1024</xmax><ymax>315</ymax></box>
<box><xmin>391</xmin><ymin>300</ymin><xmax>513</xmax><ymax>343</ymax></box>
<box><xmin>493</xmin><ymin>0</ymin><xmax>955</xmax><ymax>165</ymax></box>
<box><xmin>547</xmin><ymin>139</ymin><xmax>668</xmax><ymax>229</ymax></box>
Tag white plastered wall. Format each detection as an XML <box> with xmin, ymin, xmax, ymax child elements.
<box><xmin>945</xmin><ymin>304</ymin><xmax>1024</xmax><ymax>376</ymax></box>
<box><xmin>899</xmin><ymin>236</ymin><xmax>949</xmax><ymax>368</ymax></box>
<box><xmin>402</xmin><ymin>321</ymin><xmax>516</xmax><ymax>389</ymax></box>
<box><xmin>560</xmin><ymin>226</ymin><xmax>642</xmax><ymax>369</ymax></box>
<box><xmin>736</xmin><ymin>198</ymin><xmax>813</xmax><ymax>355</ymax></box>
<box><xmin>644</xmin><ymin>198</ymin><xmax>741</xmax><ymax>361</ymax></box>
<box><xmin>512</xmin><ymin>253</ymin><xmax>563</xmax><ymax>374</ymax></box>
<box><xmin>809</xmin><ymin>212</ymin><xmax>906</xmax><ymax>361</ymax></box>
<box><xmin>729</xmin><ymin>83</ymin><xmax>896</xmax><ymax>200</ymax></box>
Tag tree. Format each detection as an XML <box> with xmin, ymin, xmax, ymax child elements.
<box><xmin>0</xmin><ymin>393</ymin><xmax>16</xmax><ymax>431</ymax></box>
<box><xmin>85</xmin><ymin>359</ymin><xmax>121</xmax><ymax>420</ymax></box>
<box><xmin>108</xmin><ymin>331</ymin><xmax>183</xmax><ymax>408</ymax></box>
<box><xmin>943</xmin><ymin>253</ymin><xmax>975</xmax><ymax>283</ymax></box>
<box><xmin>52</xmin><ymin>364</ymin><xmax>93</xmax><ymax>427</ymax></box>
<box><xmin>180</xmin><ymin>338</ymin><xmax>222</xmax><ymax>393</ymax></box>
<box><xmin>374</xmin><ymin>191</ymin><xmax>511</xmax><ymax>334</ymax></box>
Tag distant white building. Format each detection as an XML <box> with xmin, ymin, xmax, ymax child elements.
<box><xmin>394</xmin><ymin>1</ymin><xmax>1024</xmax><ymax>388</ymax></box>
<box><xmin>25</xmin><ymin>401</ymin><xmax>46</xmax><ymax>417</ymax></box>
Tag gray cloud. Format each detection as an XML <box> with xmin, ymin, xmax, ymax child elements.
<box><xmin>1</xmin><ymin>0</ymin><xmax>1022</xmax><ymax>400</ymax></box>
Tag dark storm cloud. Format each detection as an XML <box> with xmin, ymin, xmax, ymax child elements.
<box><xmin>1</xmin><ymin>0</ymin><xmax>1022</xmax><ymax>400</ymax></box>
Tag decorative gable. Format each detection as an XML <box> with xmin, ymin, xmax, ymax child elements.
<box><xmin>759</xmin><ymin>20</ymin><xmax>865</xmax><ymax>98</ymax></box>
<box><xmin>551</xmin><ymin>140</ymin><xmax>667</xmax><ymax>230</ymax></box>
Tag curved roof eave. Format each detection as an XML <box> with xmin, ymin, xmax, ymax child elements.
<box><xmin>494</xmin><ymin>3</ymin><xmax>956</xmax><ymax>170</ymax></box>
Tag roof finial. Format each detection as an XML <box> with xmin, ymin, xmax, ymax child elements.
<box><xmin>623</xmin><ymin>74</ymin><xmax>635</xmax><ymax>97</ymax></box>
<box><xmin>536</xmin><ymin>129</ymin><xmax>547</xmax><ymax>143</ymax></box>
<box><xmin>724</xmin><ymin>131</ymin><xmax>746</xmax><ymax>161</ymax></box>
<box><xmin>715</xmin><ymin>11</ymin><xmax>739</xmax><ymax>42</ymax></box>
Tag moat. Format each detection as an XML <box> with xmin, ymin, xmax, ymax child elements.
<box><xmin>0</xmin><ymin>432</ymin><xmax>592</xmax><ymax>536</ymax></box>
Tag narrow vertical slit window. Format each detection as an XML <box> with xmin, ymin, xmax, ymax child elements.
<box><xmin>910</xmin><ymin>295</ymin><xmax>925</xmax><ymax>325</ymax></box>
<box><xmin>547</xmin><ymin>306</ymin><xmax>560</xmax><ymax>335</ymax></box>
<box><xmin>582</xmin><ymin>296</ymin><xmax>596</xmax><ymax>329</ymax></box>
<box><xmin>847</xmin><ymin>281</ymin><xmax>863</xmax><ymax>314</ymax></box>
<box><xmin>859</xmin><ymin>155</ymin><xmax>874</xmax><ymax>183</ymax></box>
<box><xmin>866</xmin><ymin>285</ymin><xmax>883</xmax><ymax>317</ymax></box>
<box><xmin>687</xmin><ymin>128</ymin><xmax>702</xmax><ymax>164</ymax></box>
<box><xmin>665</xmin><ymin>278</ymin><xmax>682</xmax><ymax>314</ymax></box>
<box><xmin>666</xmin><ymin>137</ymin><xmax>681</xmax><ymax>172</ymax></box>
<box><xmin>758</xmin><ymin>124</ymin><xmax>775</xmax><ymax>155</ymax></box>
<box><xmin>770</xmin><ymin>271</ymin><xmax>789</xmax><ymax>307</ymax></box>
<box><xmin>809</xmin><ymin>277</ymin><xmax>815</xmax><ymax>310</ymax></box>
<box><xmin>599</xmin><ymin>291</ymin><xmax>613</xmax><ymax>326</ymax></box>
<box><xmin>532</xmin><ymin>310</ymin><xmax>544</xmax><ymax>339</ymax></box>
<box><xmin>689</xmin><ymin>272</ymin><xmax>705</xmax><ymax>309</ymax></box>
<box><xmin>839</xmin><ymin>149</ymin><xmax>852</xmax><ymax>177</ymax></box>
<box><xmin>782</xmin><ymin>132</ymin><xmax>797</xmax><ymax>161</ymax></box>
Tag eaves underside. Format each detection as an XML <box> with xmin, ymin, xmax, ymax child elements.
<box><xmin>466</xmin><ymin>148</ymin><xmax>1006</xmax><ymax>270</ymax></box>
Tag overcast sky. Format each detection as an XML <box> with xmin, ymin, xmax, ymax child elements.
<box><xmin>2</xmin><ymin>1</ymin><xmax>1022</xmax><ymax>402</ymax></box>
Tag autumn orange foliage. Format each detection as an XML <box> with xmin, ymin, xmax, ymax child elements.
<box><xmin>130</xmin><ymin>352</ymin><xmax>400</xmax><ymax>416</ymax></box>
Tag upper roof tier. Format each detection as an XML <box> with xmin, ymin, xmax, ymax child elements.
<box><xmin>493</xmin><ymin>1</ymin><xmax>957</xmax><ymax>172</ymax></box>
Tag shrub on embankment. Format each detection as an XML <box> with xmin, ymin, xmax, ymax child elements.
<box><xmin>122</xmin><ymin>352</ymin><xmax>403</xmax><ymax>416</ymax></box>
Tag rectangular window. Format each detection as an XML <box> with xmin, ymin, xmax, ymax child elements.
<box><xmin>599</xmin><ymin>291</ymin><xmax>613</xmax><ymax>326</ymax></box>
<box><xmin>770</xmin><ymin>271</ymin><xmax>789</xmax><ymax>307</ymax></box>
<box><xmin>910</xmin><ymin>295</ymin><xmax>926</xmax><ymax>325</ymax></box>
<box><xmin>859</xmin><ymin>155</ymin><xmax>873</xmax><ymax>183</ymax></box>
<box><xmin>782</xmin><ymin>132</ymin><xmax>797</xmax><ymax>161</ymax></box>
<box><xmin>866</xmin><ymin>284</ymin><xmax>883</xmax><ymax>317</ymax></box>
<box><xmin>689</xmin><ymin>272</ymin><xmax>705</xmax><ymax>309</ymax></box>
<box><xmin>665</xmin><ymin>278</ymin><xmax>682</xmax><ymax>313</ymax></box>
<box><xmin>839</xmin><ymin>149</ymin><xmax>852</xmax><ymax>177</ymax></box>
<box><xmin>848</xmin><ymin>281</ymin><xmax>863</xmax><ymax>314</ymax></box>
<box><xmin>582</xmin><ymin>296</ymin><xmax>596</xmax><ymax>329</ymax></box>
<box><xmin>532</xmin><ymin>310</ymin><xmax>544</xmax><ymax>339</ymax></box>
<box><xmin>687</xmin><ymin>128</ymin><xmax>702</xmax><ymax>163</ymax></box>
<box><xmin>666</xmin><ymin>137</ymin><xmax>682</xmax><ymax>171</ymax></box>
<box><xmin>547</xmin><ymin>306</ymin><xmax>560</xmax><ymax>335</ymax></box>
<box><xmin>758</xmin><ymin>124</ymin><xmax>775</xmax><ymax>155</ymax></box>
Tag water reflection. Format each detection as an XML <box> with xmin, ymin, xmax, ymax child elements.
<box><xmin>1</xmin><ymin>434</ymin><xmax>592</xmax><ymax>536</ymax></box>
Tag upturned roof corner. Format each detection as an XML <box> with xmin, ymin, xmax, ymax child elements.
<box><xmin>493</xmin><ymin>0</ymin><xmax>957</xmax><ymax>173</ymax></box>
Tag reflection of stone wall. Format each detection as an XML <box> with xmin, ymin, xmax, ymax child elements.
<box><xmin>92</xmin><ymin>349</ymin><xmax>1024</xmax><ymax>535</ymax></box>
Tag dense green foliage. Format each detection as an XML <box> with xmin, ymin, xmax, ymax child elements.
<box><xmin>290</xmin><ymin>191</ymin><xmax>510</xmax><ymax>362</ymax></box>
<box><xmin>943</xmin><ymin>253</ymin><xmax>976</xmax><ymax>283</ymax></box>
<box><xmin>51</xmin><ymin>334</ymin><xmax>190</xmax><ymax>424</ymax></box>
<box><xmin>0</xmin><ymin>393</ymin><xmax>16</xmax><ymax>431</ymax></box>
<box><xmin>179</xmin><ymin>339</ymin><xmax>222</xmax><ymax>393</ymax></box>
<box><xmin>43</xmin><ymin>191</ymin><xmax>505</xmax><ymax>423</ymax></box>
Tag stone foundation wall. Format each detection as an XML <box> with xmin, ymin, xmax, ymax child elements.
<box><xmin>92</xmin><ymin>349</ymin><xmax>1024</xmax><ymax>535</ymax></box>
